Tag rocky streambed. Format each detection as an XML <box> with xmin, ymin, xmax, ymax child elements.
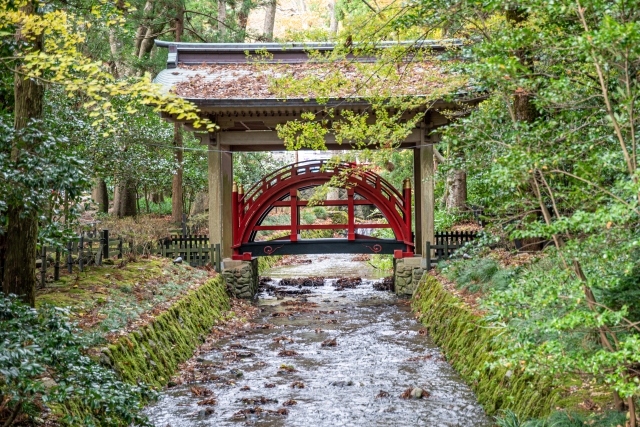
<box><xmin>144</xmin><ymin>255</ymin><xmax>492</xmax><ymax>426</ymax></box>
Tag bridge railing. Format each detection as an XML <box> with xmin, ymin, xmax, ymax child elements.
<box><xmin>232</xmin><ymin>161</ymin><xmax>415</xmax><ymax>259</ymax></box>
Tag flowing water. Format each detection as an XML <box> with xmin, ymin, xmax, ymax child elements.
<box><xmin>145</xmin><ymin>255</ymin><xmax>493</xmax><ymax>427</ymax></box>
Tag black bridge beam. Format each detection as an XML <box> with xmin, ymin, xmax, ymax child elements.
<box><xmin>239</xmin><ymin>238</ymin><xmax>406</xmax><ymax>257</ymax></box>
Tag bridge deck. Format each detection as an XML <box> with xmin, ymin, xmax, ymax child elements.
<box><xmin>239</xmin><ymin>238</ymin><xmax>406</xmax><ymax>257</ymax></box>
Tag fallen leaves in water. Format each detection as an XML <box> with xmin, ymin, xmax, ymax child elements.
<box><xmin>197</xmin><ymin>397</ymin><xmax>218</xmax><ymax>405</ymax></box>
<box><xmin>281</xmin><ymin>277</ymin><xmax>324</xmax><ymax>286</ymax></box>
<box><xmin>233</xmin><ymin>406</ymin><xmax>289</xmax><ymax>419</ymax></box>
<box><xmin>333</xmin><ymin>277</ymin><xmax>362</xmax><ymax>290</ymax></box>
<box><xmin>191</xmin><ymin>386</ymin><xmax>214</xmax><ymax>397</ymax></box>
<box><xmin>326</xmin><ymin>319</ymin><xmax>338</xmax><ymax>324</ymax></box>
<box><xmin>273</xmin><ymin>336</ymin><xmax>294</xmax><ymax>344</ymax></box>
<box><xmin>290</xmin><ymin>381</ymin><xmax>305</xmax><ymax>389</ymax></box>
<box><xmin>315</xmin><ymin>328</ymin><xmax>323</xmax><ymax>333</ymax></box>
<box><xmin>240</xmin><ymin>385</ymin><xmax>251</xmax><ymax>391</ymax></box>
<box><xmin>400</xmin><ymin>388</ymin><xmax>413</xmax><ymax>399</ymax></box>
<box><xmin>376</xmin><ymin>391</ymin><xmax>390</xmax><ymax>398</ymax></box>
<box><xmin>321</xmin><ymin>337</ymin><xmax>337</xmax><ymax>347</ymax></box>
<box><xmin>282</xmin><ymin>399</ymin><xmax>297</xmax><ymax>406</ymax></box>
<box><xmin>170</xmin><ymin>298</ymin><xmax>260</xmax><ymax>385</ymax></box>
<box><xmin>241</xmin><ymin>396</ymin><xmax>277</xmax><ymax>405</ymax></box>
<box><xmin>278</xmin><ymin>364</ymin><xmax>297</xmax><ymax>373</ymax></box>
<box><xmin>278</xmin><ymin>349</ymin><xmax>299</xmax><ymax>357</ymax></box>
<box><xmin>264</xmin><ymin>383</ymin><xmax>276</xmax><ymax>388</ymax></box>
<box><xmin>229</xmin><ymin>342</ymin><xmax>248</xmax><ymax>349</ymax></box>
<box><xmin>418</xmin><ymin>329</ymin><xmax>428</xmax><ymax>336</ymax></box>
<box><xmin>406</xmin><ymin>354</ymin><xmax>433</xmax><ymax>362</ymax></box>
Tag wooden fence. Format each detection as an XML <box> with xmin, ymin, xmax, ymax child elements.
<box><xmin>424</xmin><ymin>231</ymin><xmax>479</xmax><ymax>269</ymax></box>
<box><xmin>0</xmin><ymin>230</ymin><xmax>221</xmax><ymax>289</ymax></box>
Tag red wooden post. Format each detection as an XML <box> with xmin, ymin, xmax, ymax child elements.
<box><xmin>347</xmin><ymin>188</ymin><xmax>355</xmax><ymax>240</ymax></box>
<box><xmin>238</xmin><ymin>183</ymin><xmax>245</xmax><ymax>224</ymax></box>
<box><xmin>290</xmin><ymin>188</ymin><xmax>298</xmax><ymax>242</ymax></box>
<box><xmin>232</xmin><ymin>182</ymin><xmax>239</xmax><ymax>258</ymax></box>
<box><xmin>403</xmin><ymin>178</ymin><xmax>413</xmax><ymax>255</ymax></box>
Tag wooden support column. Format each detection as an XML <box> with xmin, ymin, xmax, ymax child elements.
<box><xmin>413</xmin><ymin>146</ymin><xmax>422</xmax><ymax>254</ymax></box>
<box><xmin>417</xmin><ymin>129</ymin><xmax>435</xmax><ymax>256</ymax></box>
<box><xmin>208</xmin><ymin>133</ymin><xmax>233</xmax><ymax>258</ymax></box>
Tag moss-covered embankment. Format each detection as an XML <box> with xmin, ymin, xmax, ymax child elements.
<box><xmin>99</xmin><ymin>274</ymin><xmax>230</xmax><ymax>387</ymax></box>
<box><xmin>412</xmin><ymin>274</ymin><xmax>558</xmax><ymax>419</ymax></box>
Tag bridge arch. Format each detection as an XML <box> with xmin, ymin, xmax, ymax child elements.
<box><xmin>232</xmin><ymin>161</ymin><xmax>414</xmax><ymax>259</ymax></box>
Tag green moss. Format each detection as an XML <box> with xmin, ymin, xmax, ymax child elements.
<box><xmin>102</xmin><ymin>275</ymin><xmax>230</xmax><ymax>388</ymax></box>
<box><xmin>412</xmin><ymin>274</ymin><xmax>558</xmax><ymax>419</ymax></box>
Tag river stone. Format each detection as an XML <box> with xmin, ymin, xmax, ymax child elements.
<box><xmin>410</xmin><ymin>387</ymin><xmax>423</xmax><ymax>399</ymax></box>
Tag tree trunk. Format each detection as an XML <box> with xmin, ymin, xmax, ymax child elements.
<box><xmin>328</xmin><ymin>0</ymin><xmax>338</xmax><ymax>35</ymax></box>
<box><xmin>3</xmin><ymin>0</ymin><xmax>45</xmax><ymax>307</ymax></box>
<box><xmin>114</xmin><ymin>179</ymin><xmax>137</xmax><ymax>217</ymax></box>
<box><xmin>172</xmin><ymin>126</ymin><xmax>184</xmax><ymax>222</ymax></box>
<box><xmin>263</xmin><ymin>0</ymin><xmax>276</xmax><ymax>41</ymax></box>
<box><xmin>506</xmin><ymin>7</ymin><xmax>537</xmax><ymax>123</ymax></box>
<box><xmin>171</xmin><ymin>3</ymin><xmax>184</xmax><ymax>223</ymax></box>
<box><xmin>92</xmin><ymin>178</ymin><xmax>109</xmax><ymax>213</ymax></box>
<box><xmin>235</xmin><ymin>8</ymin><xmax>249</xmax><ymax>42</ymax></box>
<box><xmin>445</xmin><ymin>169</ymin><xmax>467</xmax><ymax>211</ymax></box>
<box><xmin>134</xmin><ymin>0</ymin><xmax>154</xmax><ymax>57</ymax></box>
<box><xmin>218</xmin><ymin>0</ymin><xmax>227</xmax><ymax>39</ymax></box>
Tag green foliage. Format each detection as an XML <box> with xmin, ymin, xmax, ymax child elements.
<box><xmin>370</xmin><ymin>254</ymin><xmax>393</xmax><ymax>272</ymax></box>
<box><xmin>0</xmin><ymin>116</ymin><xmax>89</xmax><ymax>242</ymax></box>
<box><xmin>496</xmin><ymin>409</ymin><xmax>628</xmax><ymax>427</ymax></box>
<box><xmin>233</xmin><ymin>152</ymin><xmax>294</xmax><ymax>188</ymax></box>
<box><xmin>0</xmin><ymin>295</ymin><xmax>154</xmax><ymax>426</ymax></box>
<box><xmin>301</xmin><ymin>211</ymin><xmax>317</xmax><ymax>225</ymax></box>
<box><xmin>312</xmin><ymin>206</ymin><xmax>328</xmax><ymax>220</ymax></box>
<box><xmin>441</xmin><ymin>255</ymin><xmax>517</xmax><ymax>294</ymax></box>
<box><xmin>483</xmin><ymin>242</ymin><xmax>640</xmax><ymax>400</ymax></box>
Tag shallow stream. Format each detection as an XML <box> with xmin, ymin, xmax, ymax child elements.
<box><xmin>145</xmin><ymin>255</ymin><xmax>493</xmax><ymax>426</ymax></box>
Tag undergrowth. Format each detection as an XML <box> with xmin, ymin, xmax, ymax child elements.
<box><xmin>495</xmin><ymin>409</ymin><xmax>628</xmax><ymax>427</ymax></box>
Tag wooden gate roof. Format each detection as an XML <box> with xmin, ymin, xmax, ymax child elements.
<box><xmin>152</xmin><ymin>40</ymin><xmax>482</xmax><ymax>151</ymax></box>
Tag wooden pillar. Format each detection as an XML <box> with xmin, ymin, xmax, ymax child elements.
<box><xmin>208</xmin><ymin>133</ymin><xmax>233</xmax><ymax>259</ymax></box>
<box><xmin>413</xmin><ymin>146</ymin><xmax>422</xmax><ymax>254</ymax></box>
<box><xmin>416</xmin><ymin>129</ymin><xmax>435</xmax><ymax>256</ymax></box>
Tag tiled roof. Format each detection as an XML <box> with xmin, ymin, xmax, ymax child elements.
<box><xmin>154</xmin><ymin>61</ymin><xmax>461</xmax><ymax>101</ymax></box>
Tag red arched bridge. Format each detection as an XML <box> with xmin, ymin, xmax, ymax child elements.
<box><xmin>232</xmin><ymin>161</ymin><xmax>414</xmax><ymax>260</ymax></box>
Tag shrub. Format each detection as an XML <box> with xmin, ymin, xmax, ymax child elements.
<box><xmin>301</xmin><ymin>211</ymin><xmax>316</xmax><ymax>225</ymax></box>
<box><xmin>0</xmin><ymin>295</ymin><xmax>154</xmax><ymax>426</ymax></box>
<box><xmin>312</xmin><ymin>206</ymin><xmax>328</xmax><ymax>220</ymax></box>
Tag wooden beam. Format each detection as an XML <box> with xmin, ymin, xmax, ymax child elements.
<box><xmin>218</xmin><ymin>128</ymin><xmax>422</xmax><ymax>146</ymax></box>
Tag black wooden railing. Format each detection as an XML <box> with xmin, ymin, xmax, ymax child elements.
<box><xmin>424</xmin><ymin>231</ymin><xmax>479</xmax><ymax>269</ymax></box>
<box><xmin>0</xmin><ymin>230</ymin><xmax>221</xmax><ymax>289</ymax></box>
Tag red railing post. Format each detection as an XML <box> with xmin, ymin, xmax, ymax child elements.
<box><xmin>347</xmin><ymin>188</ymin><xmax>355</xmax><ymax>240</ymax></box>
<box><xmin>290</xmin><ymin>188</ymin><xmax>298</xmax><ymax>242</ymax></box>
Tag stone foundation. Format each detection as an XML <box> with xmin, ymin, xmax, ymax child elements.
<box><xmin>221</xmin><ymin>258</ymin><xmax>259</xmax><ymax>299</ymax></box>
<box><xmin>393</xmin><ymin>257</ymin><xmax>427</xmax><ymax>296</ymax></box>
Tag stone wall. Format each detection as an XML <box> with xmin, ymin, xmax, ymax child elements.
<box><xmin>221</xmin><ymin>258</ymin><xmax>259</xmax><ymax>299</ymax></box>
<box><xmin>99</xmin><ymin>275</ymin><xmax>230</xmax><ymax>387</ymax></box>
<box><xmin>412</xmin><ymin>274</ymin><xmax>557</xmax><ymax>419</ymax></box>
<box><xmin>393</xmin><ymin>257</ymin><xmax>427</xmax><ymax>296</ymax></box>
